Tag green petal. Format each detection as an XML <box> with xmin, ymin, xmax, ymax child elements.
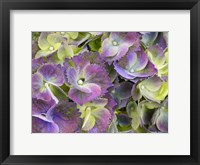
<box><xmin>53</xmin><ymin>43</ymin><xmax>61</xmax><ymax>50</ymax></box>
<box><xmin>70</xmin><ymin>45</ymin><xmax>83</xmax><ymax>55</ymax></box>
<box><xmin>47</xmin><ymin>33</ymin><xmax>62</xmax><ymax>46</ymax></box>
<box><xmin>126</xmin><ymin>101</ymin><xmax>140</xmax><ymax>130</ymax></box>
<box><xmin>140</xmin><ymin>81</ymin><xmax>168</xmax><ymax>102</ymax></box>
<box><xmin>35</xmin><ymin>49</ymin><xmax>54</xmax><ymax>59</ymax></box>
<box><xmin>158</xmin><ymin>63</ymin><xmax>168</xmax><ymax>76</ymax></box>
<box><xmin>154</xmin><ymin>82</ymin><xmax>168</xmax><ymax>101</ymax></box>
<box><xmin>132</xmin><ymin>84</ymin><xmax>142</xmax><ymax>101</ymax></box>
<box><xmin>107</xmin><ymin>115</ymin><xmax>118</xmax><ymax>133</ymax></box>
<box><xmin>57</xmin><ymin>44</ymin><xmax>74</xmax><ymax>60</ymax></box>
<box><xmin>82</xmin><ymin>108</ymin><xmax>95</xmax><ymax>131</ymax></box>
<box><xmin>131</xmin><ymin>111</ymin><xmax>140</xmax><ymax>130</ymax></box>
<box><xmin>126</xmin><ymin>101</ymin><xmax>137</xmax><ymax>117</ymax></box>
<box><xmin>67</xmin><ymin>32</ymin><xmax>79</xmax><ymax>39</ymax></box>
<box><xmin>38</xmin><ymin>32</ymin><xmax>50</xmax><ymax>50</ymax></box>
<box><xmin>139</xmin><ymin>76</ymin><xmax>162</xmax><ymax>92</ymax></box>
<box><xmin>139</xmin><ymin>101</ymin><xmax>159</xmax><ymax>125</ymax></box>
<box><xmin>147</xmin><ymin>45</ymin><xmax>166</xmax><ymax>68</ymax></box>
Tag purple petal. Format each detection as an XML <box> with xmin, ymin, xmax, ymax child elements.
<box><xmin>156</xmin><ymin>112</ymin><xmax>168</xmax><ymax>133</ymax></box>
<box><xmin>132</xmin><ymin>50</ymin><xmax>149</xmax><ymax>71</ymax></box>
<box><xmin>38</xmin><ymin>64</ymin><xmax>65</xmax><ymax>86</ymax></box>
<box><xmin>116</xmin><ymin>82</ymin><xmax>133</xmax><ymax>100</ymax></box>
<box><xmin>111</xmin><ymin>44</ymin><xmax>129</xmax><ymax>62</ymax></box>
<box><xmin>110</xmin><ymin>32</ymin><xmax>139</xmax><ymax>46</ymax></box>
<box><xmin>105</xmin><ymin>94</ymin><xmax>117</xmax><ymax>118</ymax></box>
<box><xmin>148</xmin><ymin>44</ymin><xmax>166</xmax><ymax>68</ymax></box>
<box><xmin>114</xmin><ymin>49</ymin><xmax>154</xmax><ymax>79</ymax></box>
<box><xmin>68</xmin><ymin>84</ymin><xmax>101</xmax><ymax>105</ymax></box>
<box><xmin>155</xmin><ymin>32</ymin><xmax>167</xmax><ymax>50</ymax></box>
<box><xmin>32</xmin><ymin>41</ymin><xmax>39</xmax><ymax>58</ymax></box>
<box><xmin>48</xmin><ymin>100</ymin><xmax>82</xmax><ymax>133</ymax></box>
<box><xmin>32</xmin><ymin>73</ymin><xmax>51</xmax><ymax>101</ymax></box>
<box><xmin>132</xmin><ymin>84</ymin><xmax>142</xmax><ymax>101</ymax></box>
<box><xmin>101</xmin><ymin>38</ymin><xmax>119</xmax><ymax>58</ymax></box>
<box><xmin>85</xmin><ymin>64</ymin><xmax>112</xmax><ymax>94</ymax></box>
<box><xmin>129</xmin><ymin>61</ymin><xmax>157</xmax><ymax>77</ymax></box>
<box><xmin>89</xmin><ymin>108</ymin><xmax>111</xmax><ymax>133</ymax></box>
<box><xmin>32</xmin><ymin>98</ymin><xmax>55</xmax><ymax>116</ymax></box>
<box><xmin>32</xmin><ymin>58</ymin><xmax>45</xmax><ymax>73</ymax></box>
<box><xmin>141</xmin><ymin>32</ymin><xmax>158</xmax><ymax>47</ymax></box>
<box><xmin>32</xmin><ymin>116</ymin><xmax>59</xmax><ymax>133</ymax></box>
<box><xmin>117</xmin><ymin>114</ymin><xmax>132</xmax><ymax>127</ymax></box>
<box><xmin>70</xmin><ymin>54</ymin><xmax>90</xmax><ymax>70</ymax></box>
<box><xmin>114</xmin><ymin>63</ymin><xmax>135</xmax><ymax>79</ymax></box>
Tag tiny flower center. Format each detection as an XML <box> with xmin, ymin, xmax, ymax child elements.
<box><xmin>111</xmin><ymin>90</ymin><xmax>115</xmax><ymax>94</ymax></box>
<box><xmin>141</xmin><ymin>85</ymin><xmax>145</xmax><ymax>89</ymax></box>
<box><xmin>130</xmin><ymin>68</ymin><xmax>135</xmax><ymax>73</ymax></box>
<box><xmin>112</xmin><ymin>41</ymin><xmax>118</xmax><ymax>46</ymax></box>
<box><xmin>60</xmin><ymin>32</ymin><xmax>65</xmax><ymax>35</ymax></box>
<box><xmin>77</xmin><ymin>79</ymin><xmax>84</xmax><ymax>85</ymax></box>
<box><xmin>86</xmin><ymin>106</ymin><xmax>91</xmax><ymax>111</ymax></box>
<box><xmin>49</xmin><ymin>46</ymin><xmax>54</xmax><ymax>51</ymax></box>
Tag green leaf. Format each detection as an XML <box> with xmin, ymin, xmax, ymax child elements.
<box><xmin>88</xmin><ymin>37</ymin><xmax>102</xmax><ymax>51</ymax></box>
<box><xmin>48</xmin><ymin>84</ymin><xmax>68</xmax><ymax>101</ymax></box>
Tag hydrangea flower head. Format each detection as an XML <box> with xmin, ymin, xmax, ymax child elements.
<box><xmin>65</xmin><ymin>53</ymin><xmax>112</xmax><ymax>105</ymax></box>
<box><xmin>78</xmin><ymin>97</ymin><xmax>116</xmax><ymax>133</ymax></box>
<box><xmin>100</xmin><ymin>32</ymin><xmax>141</xmax><ymax>63</ymax></box>
<box><xmin>114</xmin><ymin>48</ymin><xmax>157</xmax><ymax>81</ymax></box>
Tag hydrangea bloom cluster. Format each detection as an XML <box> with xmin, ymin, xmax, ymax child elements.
<box><xmin>32</xmin><ymin>32</ymin><xmax>168</xmax><ymax>133</ymax></box>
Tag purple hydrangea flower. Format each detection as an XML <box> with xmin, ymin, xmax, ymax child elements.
<box><xmin>32</xmin><ymin>116</ymin><xmax>59</xmax><ymax>133</ymax></box>
<box><xmin>78</xmin><ymin>97</ymin><xmax>116</xmax><ymax>133</ymax></box>
<box><xmin>47</xmin><ymin>100</ymin><xmax>82</xmax><ymax>133</ymax></box>
<box><xmin>32</xmin><ymin>64</ymin><xmax>65</xmax><ymax>101</ymax></box>
<box><xmin>65</xmin><ymin>54</ymin><xmax>112</xmax><ymax>105</ymax></box>
<box><xmin>100</xmin><ymin>32</ymin><xmax>141</xmax><ymax>63</ymax></box>
<box><xmin>114</xmin><ymin>48</ymin><xmax>157</xmax><ymax>81</ymax></box>
<box><xmin>32</xmin><ymin>98</ymin><xmax>55</xmax><ymax>116</ymax></box>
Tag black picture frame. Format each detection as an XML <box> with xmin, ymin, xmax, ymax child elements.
<box><xmin>0</xmin><ymin>0</ymin><xmax>200</xmax><ymax>164</ymax></box>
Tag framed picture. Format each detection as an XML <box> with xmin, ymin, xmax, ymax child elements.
<box><xmin>0</xmin><ymin>0</ymin><xmax>200</xmax><ymax>164</ymax></box>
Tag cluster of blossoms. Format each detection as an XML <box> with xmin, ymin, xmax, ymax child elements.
<box><xmin>32</xmin><ymin>32</ymin><xmax>168</xmax><ymax>133</ymax></box>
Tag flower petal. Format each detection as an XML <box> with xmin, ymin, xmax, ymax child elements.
<box><xmin>32</xmin><ymin>98</ymin><xmax>55</xmax><ymax>116</ymax></box>
<box><xmin>38</xmin><ymin>64</ymin><xmax>65</xmax><ymax>86</ymax></box>
<box><xmin>32</xmin><ymin>116</ymin><xmax>59</xmax><ymax>133</ymax></box>
<box><xmin>85</xmin><ymin>64</ymin><xmax>112</xmax><ymax>94</ymax></box>
<box><xmin>89</xmin><ymin>108</ymin><xmax>111</xmax><ymax>133</ymax></box>
<box><xmin>68</xmin><ymin>84</ymin><xmax>101</xmax><ymax>105</ymax></box>
<box><xmin>47</xmin><ymin>33</ymin><xmax>62</xmax><ymax>46</ymax></box>
<box><xmin>101</xmin><ymin>38</ymin><xmax>118</xmax><ymax>58</ymax></box>
<box><xmin>32</xmin><ymin>73</ymin><xmax>51</xmax><ymax>101</ymax></box>
<box><xmin>38</xmin><ymin>32</ymin><xmax>50</xmax><ymax>50</ymax></box>
<box><xmin>48</xmin><ymin>100</ymin><xmax>82</xmax><ymax>133</ymax></box>
<box><xmin>147</xmin><ymin>44</ymin><xmax>166</xmax><ymax>68</ymax></box>
<box><xmin>115</xmin><ymin>82</ymin><xmax>133</xmax><ymax>100</ymax></box>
